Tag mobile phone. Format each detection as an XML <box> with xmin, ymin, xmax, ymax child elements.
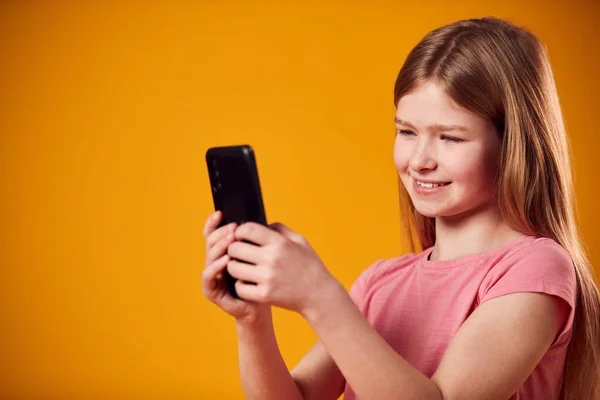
<box><xmin>205</xmin><ymin>145</ymin><xmax>267</xmax><ymax>299</ymax></box>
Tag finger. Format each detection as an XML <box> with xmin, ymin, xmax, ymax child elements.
<box><xmin>227</xmin><ymin>259</ymin><xmax>264</xmax><ymax>283</ymax></box>
<box><xmin>227</xmin><ymin>240</ymin><xmax>262</xmax><ymax>265</ymax></box>
<box><xmin>206</xmin><ymin>231</ymin><xmax>236</xmax><ymax>267</ymax></box>
<box><xmin>235</xmin><ymin>222</ymin><xmax>282</xmax><ymax>246</ymax></box>
<box><xmin>206</xmin><ymin>222</ymin><xmax>237</xmax><ymax>251</ymax></box>
<box><xmin>202</xmin><ymin>211</ymin><xmax>222</xmax><ymax>238</ymax></box>
<box><xmin>202</xmin><ymin>253</ymin><xmax>230</xmax><ymax>295</ymax></box>
<box><xmin>235</xmin><ymin>280</ymin><xmax>266</xmax><ymax>303</ymax></box>
<box><xmin>268</xmin><ymin>222</ymin><xmax>304</xmax><ymax>244</ymax></box>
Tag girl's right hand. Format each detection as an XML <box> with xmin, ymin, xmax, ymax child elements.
<box><xmin>201</xmin><ymin>211</ymin><xmax>270</xmax><ymax>323</ymax></box>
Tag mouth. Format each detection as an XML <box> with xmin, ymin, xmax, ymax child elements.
<box><xmin>412</xmin><ymin>178</ymin><xmax>452</xmax><ymax>195</ymax></box>
<box><xmin>415</xmin><ymin>180</ymin><xmax>452</xmax><ymax>188</ymax></box>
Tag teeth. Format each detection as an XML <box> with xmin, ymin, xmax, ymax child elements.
<box><xmin>417</xmin><ymin>181</ymin><xmax>446</xmax><ymax>188</ymax></box>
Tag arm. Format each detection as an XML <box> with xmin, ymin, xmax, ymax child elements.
<box><xmin>226</xmin><ymin>222</ymin><xmax>569</xmax><ymax>399</ymax></box>
<box><xmin>290</xmin><ymin>340</ymin><xmax>346</xmax><ymax>400</ymax></box>
<box><xmin>238</xmin><ymin>309</ymin><xmax>346</xmax><ymax>400</ymax></box>
<box><xmin>236</xmin><ymin>309</ymin><xmax>303</xmax><ymax>400</ymax></box>
<box><xmin>431</xmin><ymin>291</ymin><xmax>570</xmax><ymax>399</ymax></box>
<box><xmin>302</xmin><ymin>281</ymin><xmax>568</xmax><ymax>400</ymax></box>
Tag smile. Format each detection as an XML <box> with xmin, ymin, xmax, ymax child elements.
<box><xmin>416</xmin><ymin>180</ymin><xmax>451</xmax><ymax>188</ymax></box>
<box><xmin>412</xmin><ymin>178</ymin><xmax>452</xmax><ymax>196</ymax></box>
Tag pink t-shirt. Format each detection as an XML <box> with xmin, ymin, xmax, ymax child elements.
<box><xmin>344</xmin><ymin>235</ymin><xmax>577</xmax><ymax>400</ymax></box>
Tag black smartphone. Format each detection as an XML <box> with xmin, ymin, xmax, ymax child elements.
<box><xmin>205</xmin><ymin>145</ymin><xmax>267</xmax><ymax>299</ymax></box>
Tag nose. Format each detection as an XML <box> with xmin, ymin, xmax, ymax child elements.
<box><xmin>409</xmin><ymin>141</ymin><xmax>437</xmax><ymax>172</ymax></box>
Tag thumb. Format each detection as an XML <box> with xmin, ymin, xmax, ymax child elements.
<box><xmin>268</xmin><ymin>222</ymin><xmax>303</xmax><ymax>244</ymax></box>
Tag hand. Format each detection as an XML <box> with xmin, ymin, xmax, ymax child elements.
<box><xmin>201</xmin><ymin>211</ymin><xmax>270</xmax><ymax>323</ymax></box>
<box><xmin>226</xmin><ymin>221</ymin><xmax>340</xmax><ymax>316</ymax></box>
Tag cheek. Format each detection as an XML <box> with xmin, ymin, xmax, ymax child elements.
<box><xmin>445</xmin><ymin>145</ymin><xmax>496</xmax><ymax>193</ymax></box>
<box><xmin>393</xmin><ymin>137</ymin><xmax>411</xmax><ymax>172</ymax></box>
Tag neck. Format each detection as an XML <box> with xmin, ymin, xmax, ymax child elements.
<box><xmin>428</xmin><ymin>202</ymin><xmax>523</xmax><ymax>261</ymax></box>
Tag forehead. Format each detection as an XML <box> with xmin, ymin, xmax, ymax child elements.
<box><xmin>395</xmin><ymin>81</ymin><xmax>486</xmax><ymax>130</ymax></box>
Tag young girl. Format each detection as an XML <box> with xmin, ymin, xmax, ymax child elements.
<box><xmin>202</xmin><ymin>17</ymin><xmax>600</xmax><ymax>400</ymax></box>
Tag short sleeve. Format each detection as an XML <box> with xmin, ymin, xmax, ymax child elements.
<box><xmin>478</xmin><ymin>238</ymin><xmax>577</xmax><ymax>345</ymax></box>
<box><xmin>350</xmin><ymin>259</ymin><xmax>386</xmax><ymax>314</ymax></box>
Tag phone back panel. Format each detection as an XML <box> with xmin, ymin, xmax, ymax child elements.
<box><xmin>205</xmin><ymin>145</ymin><xmax>267</xmax><ymax>299</ymax></box>
<box><xmin>206</xmin><ymin>145</ymin><xmax>267</xmax><ymax>228</ymax></box>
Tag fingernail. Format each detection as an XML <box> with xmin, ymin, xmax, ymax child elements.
<box><xmin>212</xmin><ymin>212</ymin><xmax>219</xmax><ymax>220</ymax></box>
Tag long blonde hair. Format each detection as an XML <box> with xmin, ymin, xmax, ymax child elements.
<box><xmin>393</xmin><ymin>17</ymin><xmax>600</xmax><ymax>399</ymax></box>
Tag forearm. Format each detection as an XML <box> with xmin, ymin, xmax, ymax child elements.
<box><xmin>303</xmin><ymin>281</ymin><xmax>443</xmax><ymax>400</ymax></box>
<box><xmin>236</xmin><ymin>310</ymin><xmax>303</xmax><ymax>400</ymax></box>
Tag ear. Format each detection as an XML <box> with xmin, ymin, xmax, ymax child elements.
<box><xmin>268</xmin><ymin>222</ymin><xmax>304</xmax><ymax>245</ymax></box>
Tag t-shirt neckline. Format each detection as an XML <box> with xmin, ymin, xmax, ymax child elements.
<box><xmin>421</xmin><ymin>234</ymin><xmax>535</xmax><ymax>268</ymax></box>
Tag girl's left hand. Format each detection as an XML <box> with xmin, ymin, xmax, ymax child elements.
<box><xmin>226</xmin><ymin>221</ymin><xmax>340</xmax><ymax>316</ymax></box>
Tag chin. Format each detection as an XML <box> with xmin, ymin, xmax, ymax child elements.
<box><xmin>413</xmin><ymin>199</ymin><xmax>490</xmax><ymax>221</ymax></box>
<box><xmin>413</xmin><ymin>206</ymin><xmax>445</xmax><ymax>218</ymax></box>
<box><xmin>411</xmin><ymin>199</ymin><xmax>463</xmax><ymax>219</ymax></box>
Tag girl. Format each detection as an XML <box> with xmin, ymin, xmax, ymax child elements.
<box><xmin>202</xmin><ymin>17</ymin><xmax>600</xmax><ymax>400</ymax></box>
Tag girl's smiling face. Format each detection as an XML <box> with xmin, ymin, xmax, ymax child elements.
<box><xmin>394</xmin><ymin>80</ymin><xmax>502</xmax><ymax>218</ymax></box>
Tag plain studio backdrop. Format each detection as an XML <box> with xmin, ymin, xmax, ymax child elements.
<box><xmin>1</xmin><ymin>1</ymin><xmax>598</xmax><ymax>399</ymax></box>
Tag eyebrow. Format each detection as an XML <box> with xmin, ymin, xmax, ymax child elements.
<box><xmin>395</xmin><ymin>118</ymin><xmax>469</xmax><ymax>133</ymax></box>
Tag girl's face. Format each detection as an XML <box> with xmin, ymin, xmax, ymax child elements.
<box><xmin>394</xmin><ymin>80</ymin><xmax>502</xmax><ymax>218</ymax></box>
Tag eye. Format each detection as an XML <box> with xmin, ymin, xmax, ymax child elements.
<box><xmin>397</xmin><ymin>129</ymin><xmax>416</xmax><ymax>137</ymax></box>
<box><xmin>441</xmin><ymin>135</ymin><xmax>462</xmax><ymax>143</ymax></box>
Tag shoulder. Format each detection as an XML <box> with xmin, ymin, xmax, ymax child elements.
<box><xmin>474</xmin><ymin>236</ymin><xmax>577</xmax><ymax>347</ymax></box>
<box><xmin>484</xmin><ymin>237</ymin><xmax>575</xmax><ymax>286</ymax></box>
<box><xmin>359</xmin><ymin>252</ymin><xmax>423</xmax><ymax>284</ymax></box>
<box><xmin>480</xmin><ymin>236</ymin><xmax>577</xmax><ymax>312</ymax></box>
<box><xmin>349</xmin><ymin>252</ymin><xmax>423</xmax><ymax>304</ymax></box>
<box><xmin>504</xmin><ymin>236</ymin><xmax>573</xmax><ymax>267</ymax></box>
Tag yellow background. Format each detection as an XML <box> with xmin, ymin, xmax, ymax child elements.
<box><xmin>1</xmin><ymin>1</ymin><xmax>598</xmax><ymax>399</ymax></box>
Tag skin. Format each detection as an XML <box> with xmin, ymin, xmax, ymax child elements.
<box><xmin>393</xmin><ymin>80</ymin><xmax>525</xmax><ymax>260</ymax></box>
<box><xmin>202</xmin><ymin>80</ymin><xmax>569</xmax><ymax>400</ymax></box>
